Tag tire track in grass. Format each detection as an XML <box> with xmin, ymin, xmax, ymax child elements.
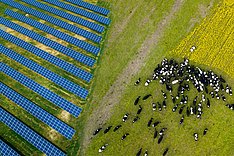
<box><xmin>82</xmin><ymin>0</ymin><xmax>185</xmax><ymax>151</ymax></box>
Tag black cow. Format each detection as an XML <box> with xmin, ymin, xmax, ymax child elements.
<box><xmin>152</xmin><ymin>121</ymin><xmax>161</xmax><ymax>127</ymax></box>
<box><xmin>133</xmin><ymin>116</ymin><xmax>140</xmax><ymax>123</ymax></box>
<box><xmin>148</xmin><ymin>118</ymin><xmax>153</xmax><ymax>127</ymax></box>
<box><xmin>207</xmin><ymin>98</ymin><xmax>210</xmax><ymax>108</ymax></box>
<box><xmin>154</xmin><ymin>129</ymin><xmax>158</xmax><ymax>139</ymax></box>
<box><xmin>163</xmin><ymin>148</ymin><xmax>169</xmax><ymax>156</ymax></box>
<box><xmin>113</xmin><ymin>125</ymin><xmax>122</xmax><ymax>132</ymax></box>
<box><xmin>137</xmin><ymin>105</ymin><xmax>143</xmax><ymax>114</ymax></box>
<box><xmin>135</xmin><ymin>78</ymin><xmax>141</xmax><ymax>85</ymax></box>
<box><xmin>193</xmin><ymin>96</ymin><xmax>198</xmax><ymax>106</ymax></box>
<box><xmin>136</xmin><ymin>148</ymin><xmax>142</xmax><ymax>156</ymax></box>
<box><xmin>203</xmin><ymin>128</ymin><xmax>208</xmax><ymax>135</ymax></box>
<box><xmin>93</xmin><ymin>128</ymin><xmax>102</xmax><ymax>135</ymax></box>
<box><xmin>179</xmin><ymin>106</ymin><xmax>185</xmax><ymax>114</ymax></box>
<box><xmin>134</xmin><ymin>96</ymin><xmax>141</xmax><ymax>105</ymax></box>
<box><xmin>104</xmin><ymin>126</ymin><xmax>112</xmax><ymax>134</ymax></box>
<box><xmin>186</xmin><ymin>107</ymin><xmax>190</xmax><ymax>116</ymax></box>
<box><xmin>121</xmin><ymin>133</ymin><xmax>129</xmax><ymax>140</ymax></box>
<box><xmin>143</xmin><ymin>94</ymin><xmax>152</xmax><ymax>101</ymax></box>
<box><xmin>219</xmin><ymin>75</ymin><xmax>226</xmax><ymax>83</ymax></box>
<box><xmin>158</xmin><ymin>135</ymin><xmax>164</xmax><ymax>144</ymax></box>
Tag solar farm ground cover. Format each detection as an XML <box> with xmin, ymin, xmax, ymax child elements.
<box><xmin>1</xmin><ymin>0</ymin><xmax>234</xmax><ymax>156</ymax></box>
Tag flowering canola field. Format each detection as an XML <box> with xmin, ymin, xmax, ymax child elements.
<box><xmin>171</xmin><ymin>3</ymin><xmax>234</xmax><ymax>78</ymax></box>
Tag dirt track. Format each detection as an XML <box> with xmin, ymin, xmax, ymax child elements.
<box><xmin>82</xmin><ymin>0</ymin><xmax>185</xmax><ymax>154</ymax></box>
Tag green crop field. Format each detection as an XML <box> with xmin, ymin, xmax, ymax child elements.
<box><xmin>0</xmin><ymin>0</ymin><xmax>233</xmax><ymax>156</ymax></box>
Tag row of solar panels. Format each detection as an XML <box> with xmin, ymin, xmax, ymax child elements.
<box><xmin>0</xmin><ymin>81</ymin><xmax>75</xmax><ymax>139</ymax></box>
<box><xmin>0</xmin><ymin>17</ymin><xmax>95</xmax><ymax>67</ymax></box>
<box><xmin>65</xmin><ymin>0</ymin><xmax>110</xmax><ymax>16</ymax></box>
<box><xmin>4</xmin><ymin>9</ymin><xmax>100</xmax><ymax>56</ymax></box>
<box><xmin>0</xmin><ymin>44</ymin><xmax>89</xmax><ymax>99</ymax></box>
<box><xmin>22</xmin><ymin>0</ymin><xmax>104</xmax><ymax>33</ymax></box>
<box><xmin>0</xmin><ymin>62</ymin><xmax>82</xmax><ymax>118</ymax></box>
<box><xmin>0</xmin><ymin>139</ymin><xmax>20</xmax><ymax>156</ymax></box>
<box><xmin>44</xmin><ymin>0</ymin><xmax>110</xmax><ymax>25</ymax></box>
<box><xmin>0</xmin><ymin>107</ymin><xmax>65</xmax><ymax>156</ymax></box>
<box><xmin>0</xmin><ymin>29</ymin><xmax>93</xmax><ymax>83</ymax></box>
<box><xmin>1</xmin><ymin>0</ymin><xmax>102</xmax><ymax>43</ymax></box>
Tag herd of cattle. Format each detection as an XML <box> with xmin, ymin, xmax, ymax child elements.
<box><xmin>93</xmin><ymin>58</ymin><xmax>233</xmax><ymax>155</ymax></box>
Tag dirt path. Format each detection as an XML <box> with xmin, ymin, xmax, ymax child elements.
<box><xmin>82</xmin><ymin>0</ymin><xmax>185</xmax><ymax>153</ymax></box>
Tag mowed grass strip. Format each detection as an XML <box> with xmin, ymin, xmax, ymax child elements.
<box><xmin>170</xmin><ymin>3</ymin><xmax>234</xmax><ymax>78</ymax></box>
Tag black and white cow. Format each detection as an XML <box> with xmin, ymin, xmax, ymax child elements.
<box><xmin>135</xmin><ymin>78</ymin><xmax>141</xmax><ymax>86</ymax></box>
<box><xmin>122</xmin><ymin>113</ymin><xmax>129</xmax><ymax>122</ymax></box>
<box><xmin>152</xmin><ymin>103</ymin><xmax>157</xmax><ymax>111</ymax></box>
<box><xmin>179</xmin><ymin>106</ymin><xmax>185</xmax><ymax>114</ymax></box>
<box><xmin>172</xmin><ymin>104</ymin><xmax>178</xmax><ymax>112</ymax></box>
<box><xmin>207</xmin><ymin>98</ymin><xmax>210</xmax><ymax>108</ymax></box>
<box><xmin>152</xmin><ymin>121</ymin><xmax>161</xmax><ymax>127</ymax></box>
<box><xmin>179</xmin><ymin>115</ymin><xmax>184</xmax><ymax>124</ymax></box>
<box><xmin>158</xmin><ymin>102</ymin><xmax>162</xmax><ymax>111</ymax></box>
<box><xmin>145</xmin><ymin>79</ymin><xmax>152</xmax><ymax>86</ymax></box>
<box><xmin>194</xmin><ymin>133</ymin><xmax>198</xmax><ymax>141</ymax></box>
<box><xmin>133</xmin><ymin>116</ymin><xmax>140</xmax><ymax>123</ymax></box>
<box><xmin>99</xmin><ymin>144</ymin><xmax>108</xmax><ymax>153</ymax></box>
<box><xmin>144</xmin><ymin>150</ymin><xmax>148</xmax><ymax>156</ymax></box>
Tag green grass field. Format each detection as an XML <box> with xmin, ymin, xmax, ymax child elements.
<box><xmin>0</xmin><ymin>0</ymin><xmax>233</xmax><ymax>156</ymax></box>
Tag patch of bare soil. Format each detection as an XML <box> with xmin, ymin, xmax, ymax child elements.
<box><xmin>59</xmin><ymin>110</ymin><xmax>71</xmax><ymax>122</ymax></box>
<box><xmin>81</xmin><ymin>0</ymin><xmax>185</xmax><ymax>154</ymax></box>
<box><xmin>48</xmin><ymin>129</ymin><xmax>59</xmax><ymax>141</ymax></box>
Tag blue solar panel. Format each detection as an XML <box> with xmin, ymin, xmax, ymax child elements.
<box><xmin>0</xmin><ymin>28</ymin><xmax>93</xmax><ymax>82</ymax></box>
<box><xmin>22</xmin><ymin>0</ymin><xmax>105</xmax><ymax>33</ymax></box>
<box><xmin>65</xmin><ymin>0</ymin><xmax>110</xmax><ymax>16</ymax></box>
<box><xmin>0</xmin><ymin>139</ymin><xmax>20</xmax><ymax>156</ymax></box>
<box><xmin>4</xmin><ymin>9</ymin><xmax>100</xmax><ymax>56</ymax></box>
<box><xmin>0</xmin><ymin>44</ymin><xmax>89</xmax><ymax>99</ymax></box>
<box><xmin>1</xmin><ymin>0</ymin><xmax>102</xmax><ymax>43</ymax></box>
<box><xmin>0</xmin><ymin>107</ymin><xmax>66</xmax><ymax>156</ymax></box>
<box><xmin>43</xmin><ymin>0</ymin><xmax>111</xmax><ymax>25</ymax></box>
<box><xmin>0</xmin><ymin>62</ymin><xmax>82</xmax><ymax>118</ymax></box>
<box><xmin>0</xmin><ymin>17</ymin><xmax>95</xmax><ymax>67</ymax></box>
<box><xmin>0</xmin><ymin>82</ymin><xmax>75</xmax><ymax>140</ymax></box>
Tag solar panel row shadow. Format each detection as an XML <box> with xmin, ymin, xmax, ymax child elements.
<box><xmin>65</xmin><ymin>0</ymin><xmax>110</xmax><ymax>16</ymax></box>
<box><xmin>0</xmin><ymin>139</ymin><xmax>20</xmax><ymax>156</ymax></box>
<box><xmin>0</xmin><ymin>82</ymin><xmax>75</xmax><ymax>140</ymax></box>
<box><xmin>0</xmin><ymin>107</ymin><xmax>66</xmax><ymax>156</ymax></box>
<box><xmin>4</xmin><ymin>9</ymin><xmax>100</xmax><ymax>56</ymax></box>
<box><xmin>0</xmin><ymin>62</ymin><xmax>82</xmax><ymax>118</ymax></box>
<box><xmin>43</xmin><ymin>0</ymin><xmax>111</xmax><ymax>25</ymax></box>
<box><xmin>22</xmin><ymin>0</ymin><xmax>105</xmax><ymax>33</ymax></box>
<box><xmin>0</xmin><ymin>44</ymin><xmax>89</xmax><ymax>99</ymax></box>
<box><xmin>0</xmin><ymin>0</ymin><xmax>102</xmax><ymax>43</ymax></box>
<box><xmin>0</xmin><ymin>17</ymin><xmax>95</xmax><ymax>67</ymax></box>
<box><xmin>0</xmin><ymin>28</ymin><xmax>93</xmax><ymax>83</ymax></box>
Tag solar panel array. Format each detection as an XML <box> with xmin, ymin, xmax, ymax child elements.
<box><xmin>0</xmin><ymin>107</ymin><xmax>66</xmax><ymax>156</ymax></box>
<box><xmin>0</xmin><ymin>28</ymin><xmax>92</xmax><ymax>83</ymax></box>
<box><xmin>0</xmin><ymin>62</ymin><xmax>82</xmax><ymax>118</ymax></box>
<box><xmin>65</xmin><ymin>0</ymin><xmax>110</xmax><ymax>16</ymax></box>
<box><xmin>0</xmin><ymin>0</ymin><xmax>111</xmax><ymax>154</ymax></box>
<box><xmin>0</xmin><ymin>44</ymin><xmax>89</xmax><ymax>99</ymax></box>
<box><xmin>4</xmin><ymin>9</ymin><xmax>100</xmax><ymax>56</ymax></box>
<box><xmin>0</xmin><ymin>0</ymin><xmax>102</xmax><ymax>43</ymax></box>
<box><xmin>0</xmin><ymin>139</ymin><xmax>20</xmax><ymax>156</ymax></box>
<box><xmin>0</xmin><ymin>82</ymin><xmax>75</xmax><ymax>139</ymax></box>
<box><xmin>43</xmin><ymin>0</ymin><xmax>110</xmax><ymax>25</ymax></box>
<box><xmin>0</xmin><ymin>17</ymin><xmax>95</xmax><ymax>67</ymax></box>
<box><xmin>22</xmin><ymin>0</ymin><xmax>105</xmax><ymax>33</ymax></box>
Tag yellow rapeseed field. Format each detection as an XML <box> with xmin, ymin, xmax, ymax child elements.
<box><xmin>170</xmin><ymin>2</ymin><xmax>234</xmax><ymax>78</ymax></box>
